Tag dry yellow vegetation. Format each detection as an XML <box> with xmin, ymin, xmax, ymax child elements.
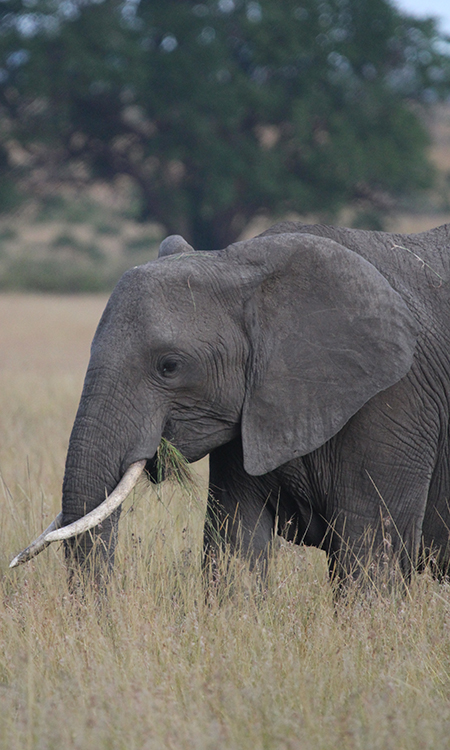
<box><xmin>1</xmin><ymin>293</ymin><xmax>450</xmax><ymax>749</ymax></box>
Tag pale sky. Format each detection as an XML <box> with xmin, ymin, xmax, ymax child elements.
<box><xmin>395</xmin><ymin>0</ymin><xmax>450</xmax><ymax>35</ymax></box>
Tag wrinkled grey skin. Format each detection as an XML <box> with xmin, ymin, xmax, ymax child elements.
<box><xmin>62</xmin><ymin>221</ymin><xmax>450</xmax><ymax>582</ymax></box>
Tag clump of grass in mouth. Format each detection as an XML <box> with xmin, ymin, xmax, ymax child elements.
<box><xmin>155</xmin><ymin>437</ymin><xmax>197</xmax><ymax>494</ymax></box>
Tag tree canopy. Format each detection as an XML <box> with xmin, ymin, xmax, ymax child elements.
<box><xmin>1</xmin><ymin>0</ymin><xmax>450</xmax><ymax>249</ymax></box>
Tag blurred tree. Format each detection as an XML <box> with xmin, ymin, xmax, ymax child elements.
<box><xmin>0</xmin><ymin>0</ymin><xmax>449</xmax><ymax>248</ymax></box>
<box><xmin>0</xmin><ymin>142</ymin><xmax>21</xmax><ymax>212</ymax></box>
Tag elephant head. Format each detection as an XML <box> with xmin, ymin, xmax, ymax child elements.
<box><xmin>10</xmin><ymin>231</ymin><xmax>416</xmax><ymax>570</ymax></box>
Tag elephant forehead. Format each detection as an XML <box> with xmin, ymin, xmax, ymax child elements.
<box><xmin>144</xmin><ymin>265</ymin><xmax>235</xmax><ymax>326</ymax></box>
<box><xmin>131</xmin><ymin>258</ymin><xmax>229</xmax><ymax>305</ymax></box>
<box><xmin>96</xmin><ymin>259</ymin><xmax>239</xmax><ymax>347</ymax></box>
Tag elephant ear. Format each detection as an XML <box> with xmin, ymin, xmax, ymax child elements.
<box><xmin>225</xmin><ymin>233</ymin><xmax>417</xmax><ymax>476</ymax></box>
<box><xmin>158</xmin><ymin>235</ymin><xmax>194</xmax><ymax>258</ymax></box>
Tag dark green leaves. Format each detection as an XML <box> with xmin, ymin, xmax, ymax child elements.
<box><xmin>0</xmin><ymin>0</ymin><xmax>449</xmax><ymax>245</ymax></box>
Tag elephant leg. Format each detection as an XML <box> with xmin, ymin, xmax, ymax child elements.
<box><xmin>320</xmin><ymin>379</ymin><xmax>440</xmax><ymax>587</ymax></box>
<box><xmin>204</xmin><ymin>437</ymin><xmax>280</xmax><ymax>573</ymax></box>
<box><xmin>323</xmin><ymin>480</ymin><xmax>430</xmax><ymax>588</ymax></box>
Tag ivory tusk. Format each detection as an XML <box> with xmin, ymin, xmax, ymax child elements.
<box><xmin>45</xmin><ymin>460</ymin><xmax>146</xmax><ymax>542</ymax></box>
<box><xmin>9</xmin><ymin>512</ymin><xmax>64</xmax><ymax>568</ymax></box>
<box><xmin>9</xmin><ymin>459</ymin><xmax>146</xmax><ymax>568</ymax></box>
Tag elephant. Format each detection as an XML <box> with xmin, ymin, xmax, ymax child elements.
<box><xmin>10</xmin><ymin>220</ymin><xmax>450</xmax><ymax>585</ymax></box>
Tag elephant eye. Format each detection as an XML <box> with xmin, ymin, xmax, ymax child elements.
<box><xmin>159</xmin><ymin>358</ymin><xmax>180</xmax><ymax>377</ymax></box>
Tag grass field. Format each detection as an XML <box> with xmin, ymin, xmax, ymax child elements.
<box><xmin>1</xmin><ymin>293</ymin><xmax>450</xmax><ymax>749</ymax></box>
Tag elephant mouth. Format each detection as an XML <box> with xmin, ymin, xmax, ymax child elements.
<box><xmin>144</xmin><ymin>454</ymin><xmax>159</xmax><ymax>483</ymax></box>
<box><xmin>9</xmin><ymin>459</ymin><xmax>147</xmax><ymax>568</ymax></box>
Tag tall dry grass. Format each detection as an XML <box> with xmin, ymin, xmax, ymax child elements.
<box><xmin>1</xmin><ymin>293</ymin><xmax>450</xmax><ymax>749</ymax></box>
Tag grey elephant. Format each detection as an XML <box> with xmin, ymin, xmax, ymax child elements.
<box><xmin>11</xmin><ymin>221</ymin><xmax>450</xmax><ymax>583</ymax></box>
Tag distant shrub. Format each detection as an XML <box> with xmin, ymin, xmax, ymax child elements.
<box><xmin>35</xmin><ymin>194</ymin><xmax>68</xmax><ymax>222</ymax></box>
<box><xmin>0</xmin><ymin>192</ymin><xmax>164</xmax><ymax>291</ymax></box>
<box><xmin>51</xmin><ymin>232</ymin><xmax>81</xmax><ymax>249</ymax></box>
<box><xmin>0</xmin><ymin>178</ymin><xmax>24</xmax><ymax>214</ymax></box>
<box><xmin>0</xmin><ymin>226</ymin><xmax>18</xmax><ymax>242</ymax></box>
<box><xmin>95</xmin><ymin>221</ymin><xmax>118</xmax><ymax>235</ymax></box>
<box><xmin>0</xmin><ymin>226</ymin><xmax>17</xmax><ymax>258</ymax></box>
<box><xmin>64</xmin><ymin>200</ymin><xmax>100</xmax><ymax>224</ymax></box>
<box><xmin>351</xmin><ymin>210</ymin><xmax>386</xmax><ymax>232</ymax></box>
<box><xmin>81</xmin><ymin>243</ymin><xmax>104</xmax><ymax>262</ymax></box>
<box><xmin>36</xmin><ymin>195</ymin><xmax>107</xmax><ymax>224</ymax></box>
<box><xmin>125</xmin><ymin>236</ymin><xmax>159</xmax><ymax>256</ymax></box>
<box><xmin>0</xmin><ymin>256</ymin><xmax>122</xmax><ymax>292</ymax></box>
<box><xmin>51</xmin><ymin>233</ymin><xmax>104</xmax><ymax>262</ymax></box>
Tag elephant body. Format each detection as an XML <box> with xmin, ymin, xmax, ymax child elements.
<box><xmin>60</xmin><ymin>221</ymin><xmax>450</xmax><ymax>582</ymax></box>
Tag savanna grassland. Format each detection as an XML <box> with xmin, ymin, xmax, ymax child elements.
<box><xmin>1</xmin><ymin>293</ymin><xmax>450</xmax><ymax>750</ymax></box>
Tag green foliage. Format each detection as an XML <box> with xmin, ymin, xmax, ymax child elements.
<box><xmin>1</xmin><ymin>0</ymin><xmax>450</xmax><ymax>247</ymax></box>
<box><xmin>0</xmin><ymin>256</ymin><xmax>109</xmax><ymax>292</ymax></box>
<box><xmin>34</xmin><ymin>194</ymin><xmax>68</xmax><ymax>222</ymax></box>
<box><xmin>51</xmin><ymin>232</ymin><xmax>104</xmax><ymax>260</ymax></box>
<box><xmin>124</xmin><ymin>235</ymin><xmax>157</xmax><ymax>254</ymax></box>
<box><xmin>351</xmin><ymin>208</ymin><xmax>386</xmax><ymax>231</ymax></box>
<box><xmin>0</xmin><ymin>174</ymin><xmax>22</xmax><ymax>213</ymax></box>
<box><xmin>0</xmin><ymin>225</ymin><xmax>17</xmax><ymax>241</ymax></box>
<box><xmin>0</xmin><ymin>144</ymin><xmax>23</xmax><ymax>213</ymax></box>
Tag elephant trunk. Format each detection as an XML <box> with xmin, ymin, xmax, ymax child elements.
<box><xmin>10</xmin><ymin>366</ymin><xmax>160</xmax><ymax>571</ymax></box>
<box><xmin>61</xmin><ymin>444</ymin><xmax>145</xmax><ymax>574</ymax></box>
<box><xmin>61</xmin><ymin>370</ymin><xmax>149</xmax><ymax>573</ymax></box>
